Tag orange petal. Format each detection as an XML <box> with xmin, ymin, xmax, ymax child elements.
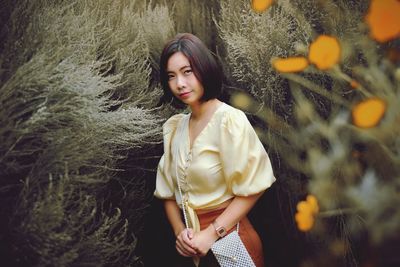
<box><xmin>352</xmin><ymin>97</ymin><xmax>386</xmax><ymax>128</ymax></box>
<box><xmin>297</xmin><ymin>201</ymin><xmax>313</xmax><ymax>214</ymax></box>
<box><xmin>272</xmin><ymin>57</ymin><xmax>309</xmax><ymax>73</ymax></box>
<box><xmin>365</xmin><ymin>0</ymin><xmax>400</xmax><ymax>43</ymax></box>
<box><xmin>308</xmin><ymin>35</ymin><xmax>341</xmax><ymax>70</ymax></box>
<box><xmin>251</xmin><ymin>0</ymin><xmax>274</xmax><ymax>13</ymax></box>
<box><xmin>306</xmin><ymin>195</ymin><xmax>319</xmax><ymax>214</ymax></box>
<box><xmin>350</xmin><ymin>80</ymin><xmax>360</xmax><ymax>89</ymax></box>
<box><xmin>295</xmin><ymin>212</ymin><xmax>314</xmax><ymax>231</ymax></box>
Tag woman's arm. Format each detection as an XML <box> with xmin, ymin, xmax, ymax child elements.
<box><xmin>190</xmin><ymin>192</ymin><xmax>264</xmax><ymax>256</ymax></box>
<box><xmin>164</xmin><ymin>199</ymin><xmax>197</xmax><ymax>257</ymax></box>
<box><xmin>164</xmin><ymin>199</ymin><xmax>186</xmax><ymax>236</ymax></box>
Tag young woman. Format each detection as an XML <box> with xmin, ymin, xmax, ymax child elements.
<box><xmin>154</xmin><ymin>33</ymin><xmax>276</xmax><ymax>267</ymax></box>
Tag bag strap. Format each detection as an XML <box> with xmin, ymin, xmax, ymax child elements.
<box><xmin>173</xmin><ymin>114</ymin><xmax>240</xmax><ymax>233</ymax></box>
<box><xmin>174</xmin><ymin>116</ymin><xmax>190</xmax><ymax>229</ymax></box>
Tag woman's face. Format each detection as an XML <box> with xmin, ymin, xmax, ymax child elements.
<box><xmin>166</xmin><ymin>52</ymin><xmax>204</xmax><ymax>107</ymax></box>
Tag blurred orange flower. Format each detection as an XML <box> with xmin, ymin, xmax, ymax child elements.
<box><xmin>251</xmin><ymin>0</ymin><xmax>273</xmax><ymax>13</ymax></box>
<box><xmin>352</xmin><ymin>97</ymin><xmax>386</xmax><ymax>128</ymax></box>
<box><xmin>231</xmin><ymin>92</ymin><xmax>252</xmax><ymax>109</ymax></box>
<box><xmin>350</xmin><ymin>80</ymin><xmax>360</xmax><ymax>89</ymax></box>
<box><xmin>272</xmin><ymin>57</ymin><xmax>309</xmax><ymax>73</ymax></box>
<box><xmin>365</xmin><ymin>0</ymin><xmax>400</xmax><ymax>43</ymax></box>
<box><xmin>387</xmin><ymin>48</ymin><xmax>400</xmax><ymax>63</ymax></box>
<box><xmin>295</xmin><ymin>195</ymin><xmax>319</xmax><ymax>232</ymax></box>
<box><xmin>308</xmin><ymin>35</ymin><xmax>341</xmax><ymax>70</ymax></box>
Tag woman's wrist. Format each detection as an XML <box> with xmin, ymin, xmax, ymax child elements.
<box><xmin>206</xmin><ymin>223</ymin><xmax>220</xmax><ymax>241</ymax></box>
<box><xmin>174</xmin><ymin>225</ymin><xmax>186</xmax><ymax>237</ymax></box>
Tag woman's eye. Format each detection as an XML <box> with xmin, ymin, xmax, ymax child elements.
<box><xmin>184</xmin><ymin>69</ymin><xmax>192</xmax><ymax>75</ymax></box>
<box><xmin>167</xmin><ymin>75</ymin><xmax>175</xmax><ymax>80</ymax></box>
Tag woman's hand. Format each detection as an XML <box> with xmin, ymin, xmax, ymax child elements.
<box><xmin>175</xmin><ymin>228</ymin><xmax>198</xmax><ymax>257</ymax></box>
<box><xmin>191</xmin><ymin>225</ymin><xmax>219</xmax><ymax>257</ymax></box>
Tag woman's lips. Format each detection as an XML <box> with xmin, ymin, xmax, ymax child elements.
<box><xmin>179</xmin><ymin>91</ymin><xmax>192</xmax><ymax>99</ymax></box>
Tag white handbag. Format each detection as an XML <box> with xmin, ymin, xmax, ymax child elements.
<box><xmin>211</xmin><ymin>226</ymin><xmax>256</xmax><ymax>267</ymax></box>
<box><xmin>173</xmin><ymin>116</ymin><xmax>256</xmax><ymax>267</ymax></box>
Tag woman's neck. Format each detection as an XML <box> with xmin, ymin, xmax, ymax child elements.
<box><xmin>189</xmin><ymin>99</ymin><xmax>221</xmax><ymax>121</ymax></box>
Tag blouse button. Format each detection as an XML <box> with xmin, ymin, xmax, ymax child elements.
<box><xmin>181</xmin><ymin>183</ymin><xmax>188</xmax><ymax>191</ymax></box>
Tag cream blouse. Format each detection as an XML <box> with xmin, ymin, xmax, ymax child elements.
<box><xmin>154</xmin><ymin>102</ymin><xmax>276</xmax><ymax>232</ymax></box>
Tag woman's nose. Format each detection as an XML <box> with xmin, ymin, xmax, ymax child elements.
<box><xmin>176</xmin><ymin>75</ymin><xmax>186</xmax><ymax>89</ymax></box>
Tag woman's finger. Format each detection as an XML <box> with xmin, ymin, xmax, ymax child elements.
<box><xmin>176</xmin><ymin>244</ymin><xmax>190</xmax><ymax>257</ymax></box>
<box><xmin>177</xmin><ymin>237</ymin><xmax>197</xmax><ymax>256</ymax></box>
<box><xmin>186</xmin><ymin>228</ymin><xmax>194</xmax><ymax>239</ymax></box>
<box><xmin>177</xmin><ymin>229</ymin><xmax>197</xmax><ymax>254</ymax></box>
<box><xmin>181</xmin><ymin>229</ymin><xmax>195</xmax><ymax>248</ymax></box>
<box><xmin>176</xmin><ymin>240</ymin><xmax>194</xmax><ymax>257</ymax></box>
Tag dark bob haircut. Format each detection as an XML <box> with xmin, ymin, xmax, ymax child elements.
<box><xmin>159</xmin><ymin>33</ymin><xmax>223</xmax><ymax>108</ymax></box>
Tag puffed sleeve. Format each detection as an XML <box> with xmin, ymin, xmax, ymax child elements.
<box><xmin>220</xmin><ymin>108</ymin><xmax>276</xmax><ymax>196</ymax></box>
<box><xmin>154</xmin><ymin>114</ymin><xmax>185</xmax><ymax>199</ymax></box>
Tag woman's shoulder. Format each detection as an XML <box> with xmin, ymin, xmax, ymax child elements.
<box><xmin>213</xmin><ymin>103</ymin><xmax>250</xmax><ymax>137</ymax></box>
<box><xmin>219</xmin><ymin>103</ymin><xmax>248</xmax><ymax>124</ymax></box>
<box><xmin>163</xmin><ymin>113</ymin><xmax>187</xmax><ymax>135</ymax></box>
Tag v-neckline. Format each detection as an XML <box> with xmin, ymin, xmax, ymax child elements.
<box><xmin>186</xmin><ymin>102</ymin><xmax>225</xmax><ymax>151</ymax></box>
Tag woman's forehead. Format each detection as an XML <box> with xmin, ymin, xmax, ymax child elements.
<box><xmin>167</xmin><ymin>52</ymin><xmax>191</xmax><ymax>72</ymax></box>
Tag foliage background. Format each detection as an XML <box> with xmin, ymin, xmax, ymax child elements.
<box><xmin>1</xmin><ymin>0</ymin><xmax>399</xmax><ymax>266</ymax></box>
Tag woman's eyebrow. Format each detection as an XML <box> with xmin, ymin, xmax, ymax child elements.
<box><xmin>167</xmin><ymin>65</ymin><xmax>191</xmax><ymax>73</ymax></box>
